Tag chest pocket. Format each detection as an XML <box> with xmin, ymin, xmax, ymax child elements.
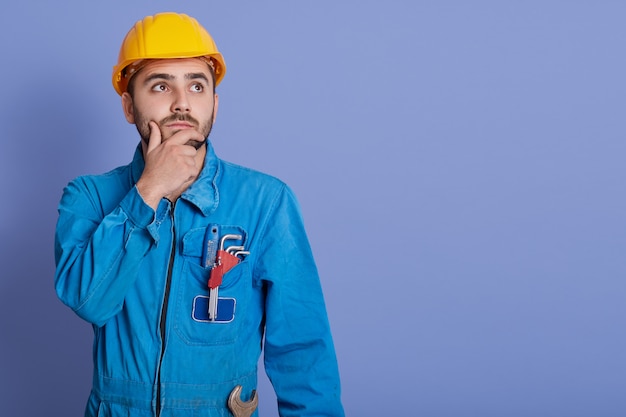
<box><xmin>173</xmin><ymin>226</ymin><xmax>251</xmax><ymax>346</ymax></box>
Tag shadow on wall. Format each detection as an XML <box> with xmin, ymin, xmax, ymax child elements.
<box><xmin>0</xmin><ymin>77</ymin><xmax>104</xmax><ymax>416</ymax></box>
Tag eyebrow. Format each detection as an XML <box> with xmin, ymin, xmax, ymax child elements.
<box><xmin>143</xmin><ymin>73</ymin><xmax>173</xmax><ymax>85</ymax></box>
<box><xmin>185</xmin><ymin>72</ymin><xmax>210</xmax><ymax>84</ymax></box>
<box><xmin>143</xmin><ymin>72</ymin><xmax>211</xmax><ymax>86</ymax></box>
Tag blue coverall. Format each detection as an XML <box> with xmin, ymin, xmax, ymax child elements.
<box><xmin>54</xmin><ymin>142</ymin><xmax>344</xmax><ymax>417</ymax></box>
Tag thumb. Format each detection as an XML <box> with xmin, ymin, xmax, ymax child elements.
<box><xmin>146</xmin><ymin>121</ymin><xmax>162</xmax><ymax>154</ymax></box>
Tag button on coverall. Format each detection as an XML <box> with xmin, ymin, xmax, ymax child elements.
<box><xmin>54</xmin><ymin>142</ymin><xmax>344</xmax><ymax>417</ymax></box>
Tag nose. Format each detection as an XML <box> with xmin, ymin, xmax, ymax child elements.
<box><xmin>171</xmin><ymin>90</ymin><xmax>191</xmax><ymax>113</ymax></box>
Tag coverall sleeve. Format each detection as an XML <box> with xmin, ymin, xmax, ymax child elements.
<box><xmin>256</xmin><ymin>185</ymin><xmax>344</xmax><ymax>417</ymax></box>
<box><xmin>54</xmin><ymin>177</ymin><xmax>159</xmax><ymax>327</ymax></box>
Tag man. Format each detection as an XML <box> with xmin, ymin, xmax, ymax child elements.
<box><xmin>54</xmin><ymin>12</ymin><xmax>344</xmax><ymax>417</ymax></box>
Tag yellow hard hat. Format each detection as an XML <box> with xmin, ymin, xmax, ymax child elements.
<box><xmin>112</xmin><ymin>12</ymin><xmax>226</xmax><ymax>95</ymax></box>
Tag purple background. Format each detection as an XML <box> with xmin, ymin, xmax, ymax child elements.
<box><xmin>1</xmin><ymin>1</ymin><xmax>625</xmax><ymax>416</ymax></box>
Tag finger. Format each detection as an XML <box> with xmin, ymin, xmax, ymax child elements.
<box><xmin>167</xmin><ymin>128</ymin><xmax>205</xmax><ymax>146</ymax></box>
<box><xmin>146</xmin><ymin>121</ymin><xmax>162</xmax><ymax>153</ymax></box>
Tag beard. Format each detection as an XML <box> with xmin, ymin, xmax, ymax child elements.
<box><xmin>134</xmin><ymin>107</ymin><xmax>214</xmax><ymax>150</ymax></box>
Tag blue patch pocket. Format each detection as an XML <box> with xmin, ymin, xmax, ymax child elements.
<box><xmin>192</xmin><ymin>296</ymin><xmax>236</xmax><ymax>323</ymax></box>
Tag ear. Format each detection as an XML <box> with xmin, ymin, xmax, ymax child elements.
<box><xmin>121</xmin><ymin>92</ymin><xmax>135</xmax><ymax>124</ymax></box>
<box><xmin>213</xmin><ymin>93</ymin><xmax>219</xmax><ymax>120</ymax></box>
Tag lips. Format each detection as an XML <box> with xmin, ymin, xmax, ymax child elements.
<box><xmin>166</xmin><ymin>122</ymin><xmax>194</xmax><ymax>129</ymax></box>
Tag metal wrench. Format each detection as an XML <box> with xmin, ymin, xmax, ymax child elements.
<box><xmin>208</xmin><ymin>234</ymin><xmax>242</xmax><ymax>320</ymax></box>
<box><xmin>227</xmin><ymin>385</ymin><xmax>258</xmax><ymax>417</ymax></box>
<box><xmin>225</xmin><ymin>245</ymin><xmax>245</xmax><ymax>255</ymax></box>
<box><xmin>226</xmin><ymin>246</ymin><xmax>250</xmax><ymax>261</ymax></box>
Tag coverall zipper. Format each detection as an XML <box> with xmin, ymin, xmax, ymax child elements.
<box><xmin>156</xmin><ymin>201</ymin><xmax>176</xmax><ymax>417</ymax></box>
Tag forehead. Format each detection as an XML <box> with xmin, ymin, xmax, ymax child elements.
<box><xmin>135</xmin><ymin>58</ymin><xmax>213</xmax><ymax>82</ymax></box>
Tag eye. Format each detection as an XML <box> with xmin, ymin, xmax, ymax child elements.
<box><xmin>151</xmin><ymin>83</ymin><xmax>168</xmax><ymax>92</ymax></box>
<box><xmin>190</xmin><ymin>83</ymin><xmax>204</xmax><ymax>93</ymax></box>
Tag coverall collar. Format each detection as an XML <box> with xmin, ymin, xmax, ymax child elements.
<box><xmin>130</xmin><ymin>141</ymin><xmax>220</xmax><ymax>216</ymax></box>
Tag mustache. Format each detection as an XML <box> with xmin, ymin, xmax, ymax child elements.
<box><xmin>159</xmin><ymin>114</ymin><xmax>200</xmax><ymax>127</ymax></box>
